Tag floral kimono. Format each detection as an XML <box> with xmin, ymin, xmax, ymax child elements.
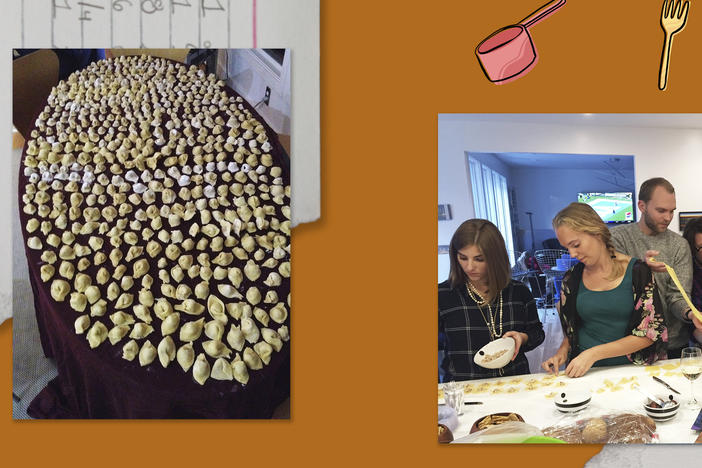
<box><xmin>558</xmin><ymin>259</ymin><xmax>668</xmax><ymax>365</ymax></box>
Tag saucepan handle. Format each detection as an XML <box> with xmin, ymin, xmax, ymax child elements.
<box><xmin>520</xmin><ymin>0</ymin><xmax>567</xmax><ymax>29</ymax></box>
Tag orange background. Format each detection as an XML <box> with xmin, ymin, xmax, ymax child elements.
<box><xmin>3</xmin><ymin>0</ymin><xmax>700</xmax><ymax>465</ymax></box>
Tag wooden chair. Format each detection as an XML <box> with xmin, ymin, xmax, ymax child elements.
<box><xmin>13</xmin><ymin>50</ymin><xmax>60</xmax><ymax>140</ymax></box>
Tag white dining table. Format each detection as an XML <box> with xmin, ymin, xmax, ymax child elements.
<box><xmin>439</xmin><ymin>359</ymin><xmax>702</xmax><ymax>443</ymax></box>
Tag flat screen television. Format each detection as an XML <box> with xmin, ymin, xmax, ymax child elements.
<box><xmin>577</xmin><ymin>192</ymin><xmax>635</xmax><ymax>224</ymax></box>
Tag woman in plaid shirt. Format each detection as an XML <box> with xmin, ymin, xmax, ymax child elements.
<box><xmin>439</xmin><ymin>219</ymin><xmax>544</xmax><ymax>381</ymax></box>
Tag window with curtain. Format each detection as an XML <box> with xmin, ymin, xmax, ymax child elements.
<box><xmin>468</xmin><ymin>156</ymin><xmax>515</xmax><ymax>266</ymax></box>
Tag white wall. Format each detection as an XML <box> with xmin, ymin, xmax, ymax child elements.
<box><xmin>223</xmin><ymin>50</ymin><xmax>291</xmax><ymax>135</ymax></box>
<box><xmin>438</xmin><ymin>121</ymin><xmax>473</xmax><ymax>282</ymax></box>
<box><xmin>438</xmin><ymin>118</ymin><xmax>702</xmax><ymax>282</ymax></box>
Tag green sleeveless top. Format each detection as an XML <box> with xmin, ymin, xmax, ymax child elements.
<box><xmin>576</xmin><ymin>258</ymin><xmax>635</xmax><ymax>367</ymax></box>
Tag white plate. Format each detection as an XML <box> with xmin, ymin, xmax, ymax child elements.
<box><xmin>474</xmin><ymin>337</ymin><xmax>515</xmax><ymax>369</ymax></box>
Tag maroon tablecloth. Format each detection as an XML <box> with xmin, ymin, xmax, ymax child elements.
<box><xmin>18</xmin><ymin>56</ymin><xmax>290</xmax><ymax>418</ymax></box>
<box><xmin>24</xmin><ymin>266</ymin><xmax>289</xmax><ymax>418</ymax></box>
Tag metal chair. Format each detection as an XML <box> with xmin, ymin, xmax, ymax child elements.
<box><xmin>511</xmin><ymin>250</ymin><xmax>546</xmax><ymax>308</ymax></box>
<box><xmin>534</xmin><ymin>249</ymin><xmax>568</xmax><ymax>308</ymax></box>
<box><xmin>510</xmin><ymin>250</ymin><xmax>530</xmax><ymax>281</ymax></box>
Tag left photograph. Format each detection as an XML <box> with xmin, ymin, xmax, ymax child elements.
<box><xmin>12</xmin><ymin>49</ymin><xmax>291</xmax><ymax>419</ymax></box>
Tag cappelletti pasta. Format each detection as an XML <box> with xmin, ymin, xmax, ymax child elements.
<box><xmin>21</xmin><ymin>55</ymin><xmax>289</xmax><ymax>388</ymax></box>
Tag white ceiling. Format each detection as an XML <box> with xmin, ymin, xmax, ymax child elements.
<box><xmin>488</xmin><ymin>152</ymin><xmax>635</xmax><ymax>170</ymax></box>
<box><xmin>439</xmin><ymin>113</ymin><xmax>702</xmax><ymax>130</ymax></box>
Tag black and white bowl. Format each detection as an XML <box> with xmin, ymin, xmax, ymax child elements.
<box><xmin>643</xmin><ymin>396</ymin><xmax>679</xmax><ymax>422</ymax></box>
<box><xmin>554</xmin><ymin>390</ymin><xmax>591</xmax><ymax>413</ymax></box>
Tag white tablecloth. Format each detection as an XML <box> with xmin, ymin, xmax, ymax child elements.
<box><xmin>440</xmin><ymin>359</ymin><xmax>702</xmax><ymax>443</ymax></box>
<box><xmin>524</xmin><ymin>307</ymin><xmax>564</xmax><ymax>374</ymax></box>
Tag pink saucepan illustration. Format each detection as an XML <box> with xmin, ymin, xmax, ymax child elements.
<box><xmin>475</xmin><ymin>0</ymin><xmax>566</xmax><ymax>84</ymax></box>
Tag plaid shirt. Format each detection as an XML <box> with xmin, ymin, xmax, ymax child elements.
<box><xmin>438</xmin><ymin>280</ymin><xmax>544</xmax><ymax>382</ymax></box>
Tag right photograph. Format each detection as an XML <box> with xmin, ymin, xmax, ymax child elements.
<box><xmin>438</xmin><ymin>114</ymin><xmax>702</xmax><ymax>443</ymax></box>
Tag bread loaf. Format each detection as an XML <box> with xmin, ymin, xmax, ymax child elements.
<box><xmin>542</xmin><ymin>413</ymin><xmax>656</xmax><ymax>444</ymax></box>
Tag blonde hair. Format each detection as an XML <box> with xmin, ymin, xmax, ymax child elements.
<box><xmin>552</xmin><ymin>202</ymin><xmax>625</xmax><ymax>280</ymax></box>
<box><xmin>448</xmin><ymin>219</ymin><xmax>511</xmax><ymax>303</ymax></box>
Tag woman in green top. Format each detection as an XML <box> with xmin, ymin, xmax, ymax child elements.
<box><xmin>542</xmin><ymin>202</ymin><xmax>668</xmax><ymax>378</ymax></box>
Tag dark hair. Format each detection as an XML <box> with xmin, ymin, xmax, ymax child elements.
<box><xmin>683</xmin><ymin>218</ymin><xmax>702</xmax><ymax>257</ymax></box>
<box><xmin>448</xmin><ymin>219</ymin><xmax>510</xmax><ymax>302</ymax></box>
<box><xmin>639</xmin><ymin>177</ymin><xmax>675</xmax><ymax>203</ymax></box>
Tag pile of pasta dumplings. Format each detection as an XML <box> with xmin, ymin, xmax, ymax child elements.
<box><xmin>21</xmin><ymin>54</ymin><xmax>291</xmax><ymax>386</ymax></box>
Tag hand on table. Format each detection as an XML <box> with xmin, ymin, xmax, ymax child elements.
<box><xmin>564</xmin><ymin>349</ymin><xmax>598</xmax><ymax>378</ymax></box>
<box><xmin>503</xmin><ymin>331</ymin><xmax>525</xmax><ymax>361</ymax></box>
<box><xmin>645</xmin><ymin>250</ymin><xmax>667</xmax><ymax>273</ymax></box>
<box><xmin>541</xmin><ymin>347</ymin><xmax>568</xmax><ymax>375</ymax></box>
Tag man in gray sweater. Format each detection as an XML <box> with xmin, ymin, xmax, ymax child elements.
<box><xmin>611</xmin><ymin>177</ymin><xmax>698</xmax><ymax>358</ymax></box>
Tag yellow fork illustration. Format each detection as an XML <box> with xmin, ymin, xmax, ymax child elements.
<box><xmin>659</xmin><ymin>0</ymin><xmax>690</xmax><ymax>91</ymax></box>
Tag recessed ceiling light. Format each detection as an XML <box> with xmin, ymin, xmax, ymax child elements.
<box><xmin>583</xmin><ymin>113</ymin><xmax>593</xmax><ymax>117</ymax></box>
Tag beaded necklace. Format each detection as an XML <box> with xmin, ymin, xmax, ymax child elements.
<box><xmin>466</xmin><ymin>281</ymin><xmax>503</xmax><ymax>340</ymax></box>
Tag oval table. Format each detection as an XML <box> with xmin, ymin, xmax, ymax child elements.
<box><xmin>18</xmin><ymin>55</ymin><xmax>291</xmax><ymax>418</ymax></box>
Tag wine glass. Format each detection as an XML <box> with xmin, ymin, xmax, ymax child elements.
<box><xmin>443</xmin><ymin>381</ymin><xmax>464</xmax><ymax>415</ymax></box>
<box><xmin>680</xmin><ymin>347</ymin><xmax>702</xmax><ymax>408</ymax></box>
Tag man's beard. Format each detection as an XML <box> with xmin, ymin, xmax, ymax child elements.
<box><xmin>643</xmin><ymin>209</ymin><xmax>666</xmax><ymax>234</ymax></box>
